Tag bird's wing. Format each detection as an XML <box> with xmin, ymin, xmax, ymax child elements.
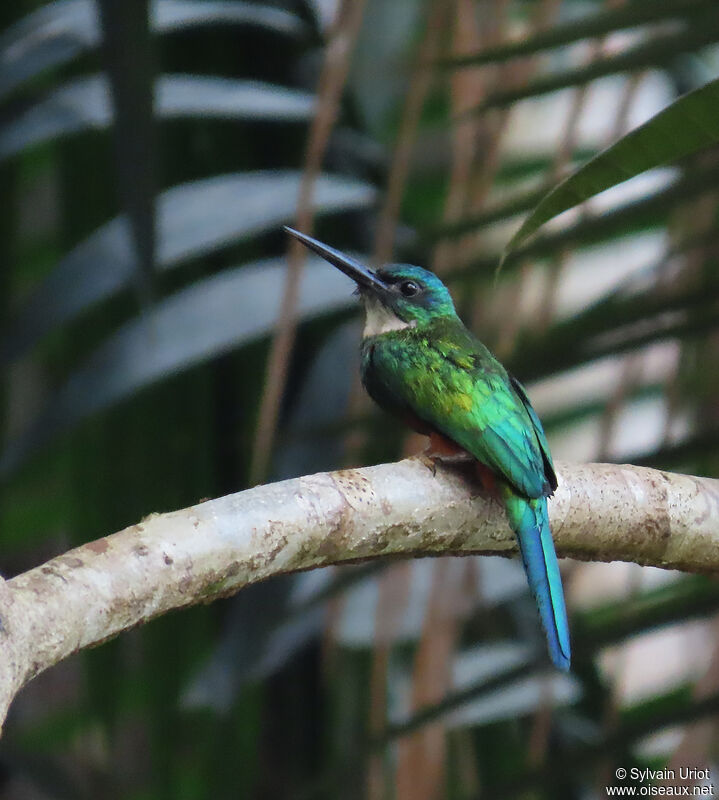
<box><xmin>508</xmin><ymin>374</ymin><xmax>557</xmax><ymax>493</ymax></box>
<box><xmin>369</xmin><ymin>325</ymin><xmax>551</xmax><ymax>499</ymax></box>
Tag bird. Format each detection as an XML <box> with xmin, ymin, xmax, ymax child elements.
<box><xmin>283</xmin><ymin>226</ymin><xmax>570</xmax><ymax>671</ymax></box>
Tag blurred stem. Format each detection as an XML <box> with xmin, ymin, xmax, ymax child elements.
<box><xmin>468</xmin><ymin>10</ymin><xmax>719</xmax><ymax>113</ymax></box>
<box><xmin>249</xmin><ymin>0</ymin><xmax>367</xmax><ymax>486</ymax></box>
<box><xmin>381</xmin><ymin>660</ymin><xmax>538</xmax><ymax>744</ymax></box>
<box><xmin>574</xmin><ymin>576</ymin><xmax>719</xmax><ymax>652</ymax></box>
<box><xmin>373</xmin><ymin>0</ymin><xmax>451</xmax><ymax>265</ymax></box>
<box><xmin>367</xmin><ymin>562</ymin><xmax>412</xmax><ymax>800</ymax></box>
<box><xmin>345</xmin><ymin>0</ymin><xmax>451</xmax><ymax>465</ymax></box>
<box><xmin>501</xmin><ymin>689</ymin><xmax>719</xmax><ymax>796</ymax></box>
<box><xmin>343</xmin><ymin>575</ymin><xmax>719</xmax><ymax>797</ymax></box>
<box><xmin>441</xmin><ymin>160</ymin><xmax>719</xmax><ymax>256</ymax></box>
<box><xmin>395</xmin><ymin>559</ymin><xmax>466</xmax><ymax>799</ymax></box>
<box><xmin>437</xmin><ymin>0</ymin><xmax>715</xmax><ymax>69</ymax></box>
<box><xmin>379</xmin><ymin>576</ymin><xmax>719</xmax><ymax>746</ymax></box>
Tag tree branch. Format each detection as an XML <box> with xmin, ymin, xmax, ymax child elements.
<box><xmin>0</xmin><ymin>459</ymin><xmax>717</xmax><ymax>733</ymax></box>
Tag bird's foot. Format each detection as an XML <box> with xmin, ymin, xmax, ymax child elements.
<box><xmin>424</xmin><ymin>432</ymin><xmax>473</xmax><ymax>461</ymax></box>
<box><xmin>428</xmin><ymin>451</ymin><xmax>474</xmax><ymax>465</ymax></box>
<box><xmin>418</xmin><ymin>453</ymin><xmax>438</xmax><ymax>476</ymax></box>
<box><xmin>419</xmin><ymin>433</ymin><xmax>474</xmax><ymax>476</ymax></box>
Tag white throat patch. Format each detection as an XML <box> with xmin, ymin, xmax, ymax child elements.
<box><xmin>362</xmin><ymin>296</ymin><xmax>415</xmax><ymax>337</ymax></box>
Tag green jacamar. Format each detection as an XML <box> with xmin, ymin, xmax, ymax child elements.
<box><xmin>284</xmin><ymin>227</ymin><xmax>570</xmax><ymax>671</ymax></box>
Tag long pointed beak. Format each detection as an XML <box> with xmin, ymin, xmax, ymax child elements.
<box><xmin>283</xmin><ymin>227</ymin><xmax>388</xmax><ymax>294</ymax></box>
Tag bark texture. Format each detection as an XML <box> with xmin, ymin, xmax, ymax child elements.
<box><xmin>0</xmin><ymin>458</ymin><xmax>717</xmax><ymax>732</ymax></box>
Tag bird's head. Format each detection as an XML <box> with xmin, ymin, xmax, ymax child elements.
<box><xmin>284</xmin><ymin>227</ymin><xmax>457</xmax><ymax>334</ymax></box>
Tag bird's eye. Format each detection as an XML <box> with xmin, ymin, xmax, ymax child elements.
<box><xmin>399</xmin><ymin>280</ymin><xmax>420</xmax><ymax>297</ymax></box>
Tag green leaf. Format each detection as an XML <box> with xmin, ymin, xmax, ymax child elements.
<box><xmin>474</xmin><ymin>15</ymin><xmax>719</xmax><ymax>113</ymax></box>
<box><xmin>512</xmin><ymin>278</ymin><xmax>719</xmax><ymax>381</ymax></box>
<box><xmin>97</xmin><ymin>0</ymin><xmax>156</xmax><ymax>300</ymax></box>
<box><xmin>1</xmin><ymin>171</ymin><xmax>375</xmax><ymax>365</ymax></box>
<box><xmin>0</xmin><ymin>0</ymin><xmax>304</xmax><ymax>101</ymax></box>
<box><xmin>0</xmin><ymin>256</ymin><xmax>360</xmax><ymax>478</ymax></box>
<box><xmin>446</xmin><ymin>161</ymin><xmax>719</xmax><ymax>285</ymax></box>
<box><xmin>575</xmin><ymin>576</ymin><xmax>719</xmax><ymax>650</ymax></box>
<box><xmin>0</xmin><ymin>75</ymin><xmax>315</xmax><ymax>162</ymax></box>
<box><xmin>182</xmin><ymin>577</ymin><xmax>323</xmax><ymax>712</ymax></box>
<box><xmin>425</xmin><ymin>185</ymin><xmax>547</xmax><ymax>241</ymax></box>
<box><xmin>501</xmin><ymin>77</ymin><xmax>719</xmax><ymax>267</ymax></box>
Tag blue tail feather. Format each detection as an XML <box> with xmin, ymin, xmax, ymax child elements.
<box><xmin>503</xmin><ymin>492</ymin><xmax>570</xmax><ymax>671</ymax></box>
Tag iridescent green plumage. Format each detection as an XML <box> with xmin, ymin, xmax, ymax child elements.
<box><xmin>284</xmin><ymin>228</ymin><xmax>571</xmax><ymax>670</ymax></box>
<box><xmin>361</xmin><ymin>317</ymin><xmax>554</xmax><ymax>500</ymax></box>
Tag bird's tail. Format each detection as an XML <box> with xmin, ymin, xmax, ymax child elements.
<box><xmin>500</xmin><ymin>488</ymin><xmax>571</xmax><ymax>671</ymax></box>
